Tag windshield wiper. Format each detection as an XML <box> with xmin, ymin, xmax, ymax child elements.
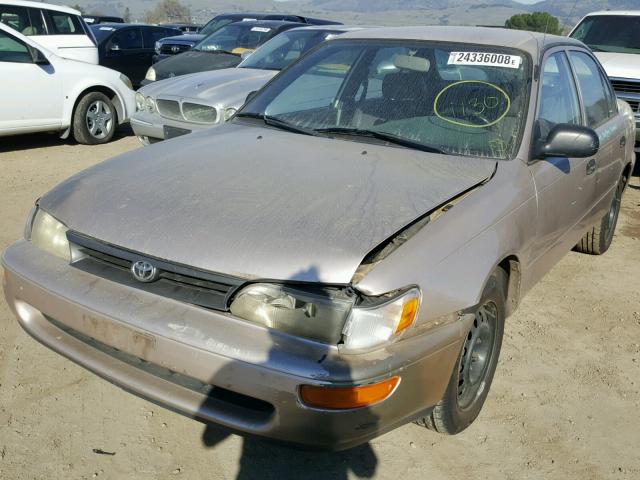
<box><xmin>314</xmin><ymin>127</ymin><xmax>444</xmax><ymax>154</ymax></box>
<box><xmin>235</xmin><ymin>113</ymin><xmax>318</xmax><ymax>136</ymax></box>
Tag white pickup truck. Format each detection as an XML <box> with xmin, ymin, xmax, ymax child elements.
<box><xmin>570</xmin><ymin>11</ymin><xmax>640</xmax><ymax>153</ymax></box>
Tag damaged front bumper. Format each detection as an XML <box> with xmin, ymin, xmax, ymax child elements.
<box><xmin>2</xmin><ymin>240</ymin><xmax>467</xmax><ymax>450</ymax></box>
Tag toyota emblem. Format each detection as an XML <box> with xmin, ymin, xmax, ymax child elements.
<box><xmin>171</xmin><ymin>45</ymin><xmax>180</xmax><ymax>53</ymax></box>
<box><xmin>131</xmin><ymin>260</ymin><xmax>159</xmax><ymax>283</ymax></box>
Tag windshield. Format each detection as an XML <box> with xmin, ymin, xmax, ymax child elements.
<box><xmin>195</xmin><ymin>23</ymin><xmax>275</xmax><ymax>53</ymax></box>
<box><xmin>571</xmin><ymin>15</ymin><xmax>640</xmax><ymax>54</ymax></box>
<box><xmin>240</xmin><ymin>30</ymin><xmax>335</xmax><ymax>71</ymax></box>
<box><xmin>238</xmin><ymin>40</ymin><xmax>531</xmax><ymax>159</ymax></box>
<box><xmin>199</xmin><ymin>18</ymin><xmax>235</xmax><ymax>36</ymax></box>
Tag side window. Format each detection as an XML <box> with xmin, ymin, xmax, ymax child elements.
<box><xmin>569</xmin><ymin>51</ymin><xmax>615</xmax><ymax>127</ymax></box>
<box><xmin>0</xmin><ymin>29</ymin><xmax>32</xmax><ymax>63</ymax></box>
<box><xmin>537</xmin><ymin>51</ymin><xmax>581</xmax><ymax>136</ymax></box>
<box><xmin>110</xmin><ymin>28</ymin><xmax>143</xmax><ymax>50</ymax></box>
<box><xmin>0</xmin><ymin>5</ymin><xmax>30</xmax><ymax>34</ymax></box>
<box><xmin>143</xmin><ymin>28</ymin><xmax>175</xmax><ymax>48</ymax></box>
<box><xmin>26</xmin><ymin>9</ymin><xmax>46</xmax><ymax>35</ymax></box>
<box><xmin>45</xmin><ymin>11</ymin><xmax>83</xmax><ymax>35</ymax></box>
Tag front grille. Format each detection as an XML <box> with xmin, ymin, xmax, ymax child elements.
<box><xmin>160</xmin><ymin>43</ymin><xmax>191</xmax><ymax>55</ymax></box>
<box><xmin>610</xmin><ymin>78</ymin><xmax>640</xmax><ymax>95</ymax></box>
<box><xmin>624</xmin><ymin>99</ymin><xmax>639</xmax><ymax>114</ymax></box>
<box><xmin>47</xmin><ymin>315</ymin><xmax>275</xmax><ymax>424</ymax></box>
<box><xmin>182</xmin><ymin>102</ymin><xmax>218</xmax><ymax>123</ymax></box>
<box><xmin>67</xmin><ymin>231</ymin><xmax>245</xmax><ymax>311</ymax></box>
<box><xmin>156</xmin><ymin>99</ymin><xmax>182</xmax><ymax>121</ymax></box>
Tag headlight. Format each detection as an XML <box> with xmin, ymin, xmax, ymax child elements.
<box><xmin>135</xmin><ymin>92</ymin><xmax>145</xmax><ymax>112</ymax></box>
<box><xmin>119</xmin><ymin>74</ymin><xmax>133</xmax><ymax>90</ymax></box>
<box><xmin>342</xmin><ymin>288</ymin><xmax>421</xmax><ymax>350</ymax></box>
<box><xmin>145</xmin><ymin>96</ymin><xmax>156</xmax><ymax>113</ymax></box>
<box><xmin>229</xmin><ymin>283</ymin><xmax>421</xmax><ymax>349</ymax></box>
<box><xmin>27</xmin><ymin>208</ymin><xmax>70</xmax><ymax>261</ymax></box>
<box><xmin>155</xmin><ymin>41</ymin><xmax>161</xmax><ymax>55</ymax></box>
<box><xmin>230</xmin><ymin>283</ymin><xmax>355</xmax><ymax>344</ymax></box>
<box><xmin>224</xmin><ymin>107</ymin><xmax>237</xmax><ymax>121</ymax></box>
<box><xmin>145</xmin><ymin>67</ymin><xmax>156</xmax><ymax>82</ymax></box>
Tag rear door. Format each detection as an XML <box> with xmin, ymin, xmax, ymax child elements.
<box><xmin>567</xmin><ymin>50</ymin><xmax>625</xmax><ymax>217</ymax></box>
<box><xmin>103</xmin><ymin>27</ymin><xmax>145</xmax><ymax>84</ymax></box>
<box><xmin>0</xmin><ymin>28</ymin><xmax>62</xmax><ymax>133</ymax></box>
<box><xmin>39</xmin><ymin>9</ymin><xmax>97</xmax><ymax>63</ymax></box>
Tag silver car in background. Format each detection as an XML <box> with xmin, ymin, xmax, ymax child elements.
<box><xmin>131</xmin><ymin>25</ymin><xmax>364</xmax><ymax>144</ymax></box>
<box><xmin>2</xmin><ymin>27</ymin><xmax>636</xmax><ymax>450</ymax></box>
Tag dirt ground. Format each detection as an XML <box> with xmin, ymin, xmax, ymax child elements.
<box><xmin>1</xmin><ymin>130</ymin><xmax>639</xmax><ymax>480</ymax></box>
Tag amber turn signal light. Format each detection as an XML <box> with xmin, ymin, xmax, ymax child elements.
<box><xmin>299</xmin><ymin>376</ymin><xmax>400</xmax><ymax>410</ymax></box>
<box><xmin>396</xmin><ymin>297</ymin><xmax>420</xmax><ymax>334</ymax></box>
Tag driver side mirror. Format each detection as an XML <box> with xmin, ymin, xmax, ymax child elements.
<box><xmin>534</xmin><ymin>124</ymin><xmax>599</xmax><ymax>159</ymax></box>
<box><xmin>109</xmin><ymin>43</ymin><xmax>121</xmax><ymax>53</ymax></box>
<box><xmin>29</xmin><ymin>46</ymin><xmax>49</xmax><ymax>65</ymax></box>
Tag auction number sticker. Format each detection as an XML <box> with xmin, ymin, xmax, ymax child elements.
<box><xmin>448</xmin><ymin>52</ymin><xmax>522</xmax><ymax>69</ymax></box>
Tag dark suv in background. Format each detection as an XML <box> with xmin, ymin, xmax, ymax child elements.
<box><xmin>153</xmin><ymin>12</ymin><xmax>341</xmax><ymax>62</ymax></box>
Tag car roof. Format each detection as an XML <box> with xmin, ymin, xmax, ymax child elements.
<box><xmin>1</xmin><ymin>0</ymin><xmax>80</xmax><ymax>15</ymax></box>
<box><xmin>337</xmin><ymin>26</ymin><xmax>584</xmax><ymax>57</ymax></box>
<box><xmin>90</xmin><ymin>23</ymin><xmax>177</xmax><ymax>30</ymax></box>
<box><xmin>224</xmin><ymin>19</ymin><xmax>302</xmax><ymax>29</ymax></box>
<box><xmin>580</xmin><ymin>10</ymin><xmax>640</xmax><ymax>17</ymax></box>
<box><xmin>285</xmin><ymin>25</ymin><xmax>369</xmax><ymax>33</ymax></box>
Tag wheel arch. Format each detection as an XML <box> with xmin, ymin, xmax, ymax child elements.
<box><xmin>61</xmin><ymin>85</ymin><xmax>125</xmax><ymax>139</ymax></box>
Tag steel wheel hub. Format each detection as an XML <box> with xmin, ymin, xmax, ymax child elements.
<box><xmin>457</xmin><ymin>302</ymin><xmax>497</xmax><ymax>410</ymax></box>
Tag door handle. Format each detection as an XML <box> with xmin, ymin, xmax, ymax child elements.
<box><xmin>586</xmin><ymin>158</ymin><xmax>596</xmax><ymax>176</ymax></box>
<box><xmin>620</xmin><ymin>136</ymin><xmax>627</xmax><ymax>148</ymax></box>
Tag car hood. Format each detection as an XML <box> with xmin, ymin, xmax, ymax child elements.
<box><xmin>154</xmin><ymin>50</ymin><xmax>242</xmax><ymax>80</ymax></box>
<box><xmin>140</xmin><ymin>68</ymin><xmax>277</xmax><ymax>107</ymax></box>
<box><xmin>40</xmin><ymin>123</ymin><xmax>496</xmax><ymax>284</ymax></box>
<box><xmin>161</xmin><ymin>33</ymin><xmax>204</xmax><ymax>45</ymax></box>
<box><xmin>594</xmin><ymin>52</ymin><xmax>640</xmax><ymax>79</ymax></box>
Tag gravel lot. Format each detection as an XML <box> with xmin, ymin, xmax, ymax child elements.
<box><xmin>1</xmin><ymin>131</ymin><xmax>639</xmax><ymax>480</ymax></box>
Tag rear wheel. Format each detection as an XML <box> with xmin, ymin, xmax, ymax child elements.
<box><xmin>575</xmin><ymin>174</ymin><xmax>626</xmax><ymax>255</ymax></box>
<box><xmin>72</xmin><ymin>92</ymin><xmax>117</xmax><ymax>145</ymax></box>
<box><xmin>415</xmin><ymin>269</ymin><xmax>506</xmax><ymax>434</ymax></box>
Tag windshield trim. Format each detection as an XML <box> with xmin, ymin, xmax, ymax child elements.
<box><xmin>236</xmin><ymin>38</ymin><xmax>534</xmax><ymax>161</ymax></box>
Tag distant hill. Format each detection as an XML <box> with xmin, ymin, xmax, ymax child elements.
<box><xmin>59</xmin><ymin>0</ymin><xmax>640</xmax><ymax>28</ymax></box>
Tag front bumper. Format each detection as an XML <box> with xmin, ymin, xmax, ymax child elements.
<box><xmin>2</xmin><ymin>241</ymin><xmax>466</xmax><ymax>450</ymax></box>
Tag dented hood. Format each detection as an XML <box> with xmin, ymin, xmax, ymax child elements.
<box><xmin>40</xmin><ymin>123</ymin><xmax>495</xmax><ymax>284</ymax></box>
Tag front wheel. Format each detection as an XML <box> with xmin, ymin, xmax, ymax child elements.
<box><xmin>72</xmin><ymin>92</ymin><xmax>117</xmax><ymax>145</ymax></box>
<box><xmin>415</xmin><ymin>268</ymin><xmax>506</xmax><ymax>434</ymax></box>
<box><xmin>575</xmin><ymin>174</ymin><xmax>626</xmax><ymax>255</ymax></box>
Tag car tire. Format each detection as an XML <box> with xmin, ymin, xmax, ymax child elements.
<box><xmin>415</xmin><ymin>268</ymin><xmax>506</xmax><ymax>435</ymax></box>
<box><xmin>574</xmin><ymin>174</ymin><xmax>626</xmax><ymax>255</ymax></box>
<box><xmin>72</xmin><ymin>92</ymin><xmax>117</xmax><ymax>145</ymax></box>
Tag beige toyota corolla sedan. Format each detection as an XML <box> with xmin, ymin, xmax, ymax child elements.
<box><xmin>2</xmin><ymin>27</ymin><xmax>636</xmax><ymax>450</ymax></box>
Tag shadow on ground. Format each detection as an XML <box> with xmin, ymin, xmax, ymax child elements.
<box><xmin>0</xmin><ymin>125</ymin><xmax>134</xmax><ymax>154</ymax></box>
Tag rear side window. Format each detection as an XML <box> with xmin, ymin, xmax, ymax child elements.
<box><xmin>110</xmin><ymin>28</ymin><xmax>143</xmax><ymax>50</ymax></box>
<box><xmin>143</xmin><ymin>27</ymin><xmax>178</xmax><ymax>47</ymax></box>
<box><xmin>0</xmin><ymin>29</ymin><xmax>32</xmax><ymax>63</ymax></box>
<box><xmin>45</xmin><ymin>10</ymin><xmax>84</xmax><ymax>35</ymax></box>
<box><xmin>0</xmin><ymin>5</ymin><xmax>29</xmax><ymax>33</ymax></box>
<box><xmin>569</xmin><ymin>51</ymin><xmax>616</xmax><ymax>128</ymax></box>
<box><xmin>26</xmin><ymin>8</ymin><xmax>46</xmax><ymax>35</ymax></box>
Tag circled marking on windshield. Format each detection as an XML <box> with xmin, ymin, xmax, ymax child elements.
<box><xmin>434</xmin><ymin>80</ymin><xmax>511</xmax><ymax>129</ymax></box>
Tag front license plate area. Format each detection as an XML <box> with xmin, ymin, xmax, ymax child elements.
<box><xmin>163</xmin><ymin>125</ymin><xmax>191</xmax><ymax>140</ymax></box>
<box><xmin>78</xmin><ymin>313</ymin><xmax>156</xmax><ymax>359</ymax></box>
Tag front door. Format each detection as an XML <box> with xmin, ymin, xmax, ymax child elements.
<box><xmin>104</xmin><ymin>27</ymin><xmax>146</xmax><ymax>84</ymax></box>
<box><xmin>0</xmin><ymin>29</ymin><xmax>62</xmax><ymax>133</ymax></box>
<box><xmin>527</xmin><ymin>49</ymin><xmax>592</xmax><ymax>281</ymax></box>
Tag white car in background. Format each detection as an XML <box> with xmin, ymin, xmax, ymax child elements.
<box><xmin>0</xmin><ymin>0</ymin><xmax>97</xmax><ymax>64</ymax></box>
<box><xmin>0</xmin><ymin>22</ymin><xmax>135</xmax><ymax>144</ymax></box>
<box><xmin>570</xmin><ymin>11</ymin><xmax>640</xmax><ymax>152</ymax></box>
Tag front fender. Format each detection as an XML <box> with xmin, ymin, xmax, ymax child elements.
<box><xmin>355</xmin><ymin>159</ymin><xmax>538</xmax><ymax>323</ymax></box>
<box><xmin>62</xmin><ymin>79</ymin><xmax>135</xmax><ymax>129</ymax></box>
